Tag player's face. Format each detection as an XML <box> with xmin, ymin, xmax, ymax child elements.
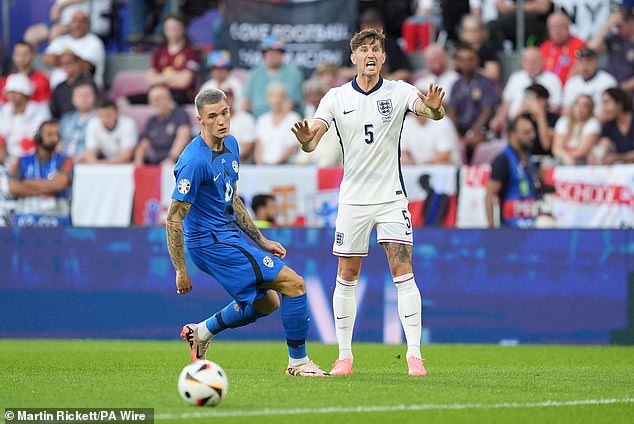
<box><xmin>351</xmin><ymin>39</ymin><xmax>385</xmax><ymax>78</ymax></box>
<box><xmin>198</xmin><ymin>100</ymin><xmax>231</xmax><ymax>140</ymax></box>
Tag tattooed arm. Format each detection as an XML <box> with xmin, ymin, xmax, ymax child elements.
<box><xmin>166</xmin><ymin>199</ymin><xmax>193</xmax><ymax>294</ymax></box>
<box><xmin>233</xmin><ymin>182</ymin><xmax>287</xmax><ymax>258</ymax></box>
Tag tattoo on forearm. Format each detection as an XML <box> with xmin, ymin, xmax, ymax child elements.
<box><xmin>233</xmin><ymin>193</ymin><xmax>263</xmax><ymax>243</ymax></box>
<box><xmin>166</xmin><ymin>200</ymin><xmax>191</xmax><ymax>273</ymax></box>
<box><xmin>383</xmin><ymin>242</ymin><xmax>412</xmax><ymax>265</ymax></box>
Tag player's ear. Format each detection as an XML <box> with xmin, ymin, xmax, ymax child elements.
<box><xmin>350</xmin><ymin>52</ymin><xmax>356</xmax><ymax>65</ymax></box>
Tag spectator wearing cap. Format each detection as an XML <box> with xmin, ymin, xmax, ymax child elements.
<box><xmin>562</xmin><ymin>48</ymin><xmax>617</xmax><ymax>117</ymax></box>
<box><xmin>0</xmin><ymin>40</ymin><xmax>50</xmax><ymax>105</ymax></box>
<box><xmin>42</xmin><ymin>9</ymin><xmax>106</xmax><ymax>89</ymax></box>
<box><xmin>243</xmin><ymin>34</ymin><xmax>303</xmax><ymax>118</ymax></box>
<box><xmin>588</xmin><ymin>6</ymin><xmax>634</xmax><ymax>97</ymax></box>
<box><xmin>0</xmin><ymin>74</ymin><xmax>51</xmax><ymax>166</ymax></box>
<box><xmin>200</xmin><ymin>50</ymin><xmax>243</xmax><ymax>112</ymax></box>
<box><xmin>540</xmin><ymin>12</ymin><xmax>585</xmax><ymax>85</ymax></box>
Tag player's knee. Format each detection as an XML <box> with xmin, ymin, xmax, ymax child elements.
<box><xmin>285</xmin><ymin>276</ymin><xmax>306</xmax><ymax>297</ymax></box>
<box><xmin>339</xmin><ymin>269</ymin><xmax>360</xmax><ymax>281</ymax></box>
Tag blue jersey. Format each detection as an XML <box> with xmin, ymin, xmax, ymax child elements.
<box><xmin>172</xmin><ymin>134</ymin><xmax>241</xmax><ymax>248</ymax></box>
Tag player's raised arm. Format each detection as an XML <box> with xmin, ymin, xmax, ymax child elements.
<box><xmin>166</xmin><ymin>199</ymin><xmax>193</xmax><ymax>294</ymax></box>
<box><xmin>291</xmin><ymin>119</ymin><xmax>328</xmax><ymax>153</ymax></box>
<box><xmin>233</xmin><ymin>183</ymin><xmax>287</xmax><ymax>259</ymax></box>
<box><xmin>414</xmin><ymin>83</ymin><xmax>446</xmax><ymax>120</ymax></box>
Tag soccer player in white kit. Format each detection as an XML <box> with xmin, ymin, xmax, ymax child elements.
<box><xmin>292</xmin><ymin>28</ymin><xmax>446</xmax><ymax>376</ymax></box>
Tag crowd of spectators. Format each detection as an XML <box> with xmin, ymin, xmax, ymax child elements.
<box><xmin>0</xmin><ymin>0</ymin><xmax>633</xmax><ymax>227</ymax></box>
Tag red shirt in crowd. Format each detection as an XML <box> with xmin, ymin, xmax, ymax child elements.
<box><xmin>540</xmin><ymin>36</ymin><xmax>585</xmax><ymax>84</ymax></box>
<box><xmin>151</xmin><ymin>44</ymin><xmax>200</xmax><ymax>101</ymax></box>
<box><xmin>0</xmin><ymin>70</ymin><xmax>51</xmax><ymax>104</ymax></box>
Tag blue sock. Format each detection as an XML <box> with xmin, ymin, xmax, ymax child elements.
<box><xmin>281</xmin><ymin>293</ymin><xmax>309</xmax><ymax>359</ymax></box>
<box><xmin>205</xmin><ymin>301</ymin><xmax>266</xmax><ymax>335</ymax></box>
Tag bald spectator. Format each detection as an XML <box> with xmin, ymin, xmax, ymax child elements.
<box><xmin>414</xmin><ymin>44</ymin><xmax>459</xmax><ymax>102</ymax></box>
<box><xmin>43</xmin><ymin>10</ymin><xmax>106</xmax><ymax>89</ymax></box>
<box><xmin>588</xmin><ymin>6</ymin><xmax>634</xmax><ymax>97</ymax></box>
<box><xmin>540</xmin><ymin>12</ymin><xmax>586</xmax><ymax>84</ymax></box>
<box><xmin>0</xmin><ymin>74</ymin><xmax>51</xmax><ymax>166</ymax></box>
<box><xmin>0</xmin><ymin>41</ymin><xmax>50</xmax><ymax>105</ymax></box>
<box><xmin>401</xmin><ymin>113</ymin><xmax>463</xmax><ymax>166</ymax></box>
<box><xmin>562</xmin><ymin>48</ymin><xmax>617</xmax><ymax>117</ymax></box>
<box><xmin>134</xmin><ymin>85</ymin><xmax>191</xmax><ymax>167</ymax></box>
<box><xmin>490</xmin><ymin>47</ymin><xmax>562</xmax><ymax>133</ymax></box>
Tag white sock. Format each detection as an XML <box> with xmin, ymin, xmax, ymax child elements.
<box><xmin>288</xmin><ymin>356</ymin><xmax>309</xmax><ymax>366</ymax></box>
<box><xmin>196</xmin><ymin>321</ymin><xmax>213</xmax><ymax>342</ymax></box>
<box><xmin>333</xmin><ymin>277</ymin><xmax>357</xmax><ymax>360</ymax></box>
<box><xmin>394</xmin><ymin>273</ymin><xmax>422</xmax><ymax>359</ymax></box>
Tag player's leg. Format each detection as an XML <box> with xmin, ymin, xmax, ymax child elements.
<box><xmin>261</xmin><ymin>266</ymin><xmax>329</xmax><ymax>377</ymax></box>
<box><xmin>330</xmin><ymin>204</ymin><xmax>373</xmax><ymax>375</ymax></box>
<box><xmin>330</xmin><ymin>256</ymin><xmax>362</xmax><ymax>375</ymax></box>
<box><xmin>377</xmin><ymin>201</ymin><xmax>426</xmax><ymax>376</ymax></box>
<box><xmin>182</xmin><ymin>243</ymin><xmax>280</xmax><ymax>361</ymax></box>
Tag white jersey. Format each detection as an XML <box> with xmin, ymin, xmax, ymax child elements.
<box><xmin>314</xmin><ymin>77</ymin><xmax>419</xmax><ymax>205</ymax></box>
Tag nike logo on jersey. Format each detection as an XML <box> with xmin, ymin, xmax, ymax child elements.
<box><xmin>336</xmin><ymin>315</ymin><xmax>350</xmax><ymax>320</ymax></box>
<box><xmin>213</xmin><ymin>173</ymin><xmax>221</xmax><ymax>181</ymax></box>
<box><xmin>404</xmin><ymin>312</ymin><xmax>418</xmax><ymax>318</ymax></box>
<box><xmin>343</xmin><ymin>109</ymin><xmax>356</xmax><ymax>115</ymax></box>
<box><xmin>405</xmin><ymin>230</ymin><xmax>412</xmax><ymax>236</ymax></box>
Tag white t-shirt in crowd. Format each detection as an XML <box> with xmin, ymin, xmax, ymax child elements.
<box><xmin>401</xmin><ymin>114</ymin><xmax>462</xmax><ymax>166</ymax></box>
<box><xmin>0</xmin><ymin>102</ymin><xmax>51</xmax><ymax>165</ymax></box>
<box><xmin>230</xmin><ymin>110</ymin><xmax>256</xmax><ymax>159</ymax></box>
<box><xmin>414</xmin><ymin>69</ymin><xmax>460</xmax><ymax>103</ymax></box>
<box><xmin>314</xmin><ymin>77</ymin><xmax>420</xmax><ymax>205</ymax></box>
<box><xmin>562</xmin><ymin>70</ymin><xmax>618</xmax><ymax>114</ymax></box>
<box><xmin>255</xmin><ymin>111</ymin><xmax>301</xmax><ymax>165</ymax></box>
<box><xmin>502</xmin><ymin>69</ymin><xmax>562</xmax><ymax>117</ymax></box>
<box><xmin>85</xmin><ymin>114</ymin><xmax>138</xmax><ymax>159</ymax></box>
<box><xmin>46</xmin><ymin>32</ymin><xmax>106</xmax><ymax>88</ymax></box>
<box><xmin>554</xmin><ymin>116</ymin><xmax>601</xmax><ymax>151</ymax></box>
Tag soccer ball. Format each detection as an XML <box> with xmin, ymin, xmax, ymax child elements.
<box><xmin>178</xmin><ymin>360</ymin><xmax>228</xmax><ymax>407</ymax></box>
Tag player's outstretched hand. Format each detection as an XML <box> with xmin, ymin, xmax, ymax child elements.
<box><xmin>176</xmin><ymin>271</ymin><xmax>193</xmax><ymax>295</ymax></box>
<box><xmin>260</xmin><ymin>239</ymin><xmax>287</xmax><ymax>259</ymax></box>
<box><xmin>420</xmin><ymin>83</ymin><xmax>445</xmax><ymax>111</ymax></box>
<box><xmin>291</xmin><ymin>120</ymin><xmax>318</xmax><ymax>146</ymax></box>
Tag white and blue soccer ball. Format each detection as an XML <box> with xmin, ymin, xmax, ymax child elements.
<box><xmin>178</xmin><ymin>360</ymin><xmax>228</xmax><ymax>407</ymax></box>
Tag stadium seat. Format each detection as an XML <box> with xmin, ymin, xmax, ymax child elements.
<box><xmin>471</xmin><ymin>140</ymin><xmax>507</xmax><ymax>166</ymax></box>
<box><xmin>108</xmin><ymin>70</ymin><xmax>149</xmax><ymax>100</ymax></box>
<box><xmin>120</xmin><ymin>104</ymin><xmax>154</xmax><ymax>133</ymax></box>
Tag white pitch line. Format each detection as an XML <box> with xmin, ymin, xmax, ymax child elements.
<box><xmin>155</xmin><ymin>398</ymin><xmax>634</xmax><ymax>420</ymax></box>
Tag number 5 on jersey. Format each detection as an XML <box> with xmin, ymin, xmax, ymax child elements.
<box><xmin>364</xmin><ymin>124</ymin><xmax>374</xmax><ymax>144</ymax></box>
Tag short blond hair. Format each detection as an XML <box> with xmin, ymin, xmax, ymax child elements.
<box><xmin>350</xmin><ymin>28</ymin><xmax>385</xmax><ymax>53</ymax></box>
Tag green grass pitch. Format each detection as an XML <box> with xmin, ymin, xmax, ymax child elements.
<box><xmin>1</xmin><ymin>340</ymin><xmax>633</xmax><ymax>423</ymax></box>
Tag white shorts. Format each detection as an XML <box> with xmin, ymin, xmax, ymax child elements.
<box><xmin>332</xmin><ymin>198</ymin><xmax>413</xmax><ymax>257</ymax></box>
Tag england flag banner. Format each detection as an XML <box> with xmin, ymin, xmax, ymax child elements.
<box><xmin>552</xmin><ymin>165</ymin><xmax>634</xmax><ymax>228</ymax></box>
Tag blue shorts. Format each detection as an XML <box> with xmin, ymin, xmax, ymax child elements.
<box><xmin>188</xmin><ymin>234</ymin><xmax>285</xmax><ymax>308</ymax></box>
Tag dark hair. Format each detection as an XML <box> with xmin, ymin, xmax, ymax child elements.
<box><xmin>453</xmin><ymin>43</ymin><xmax>477</xmax><ymax>56</ymax></box>
<box><xmin>97</xmin><ymin>98</ymin><xmax>117</xmax><ymax>110</ymax></box>
<box><xmin>603</xmin><ymin>87</ymin><xmax>632</xmax><ymax>112</ymax></box>
<box><xmin>251</xmin><ymin>194</ymin><xmax>274</xmax><ymax>214</ymax></box>
<box><xmin>508</xmin><ymin>113</ymin><xmax>535</xmax><ymax>133</ymax></box>
<box><xmin>34</xmin><ymin>119</ymin><xmax>60</xmax><ymax>144</ymax></box>
<box><xmin>14</xmin><ymin>39</ymin><xmax>35</xmax><ymax>52</ymax></box>
<box><xmin>163</xmin><ymin>12</ymin><xmax>188</xmax><ymax>27</ymax></box>
<box><xmin>525</xmin><ymin>83</ymin><xmax>550</xmax><ymax>100</ymax></box>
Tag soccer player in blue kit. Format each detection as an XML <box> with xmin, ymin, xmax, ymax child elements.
<box><xmin>165</xmin><ymin>88</ymin><xmax>329</xmax><ymax>377</ymax></box>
